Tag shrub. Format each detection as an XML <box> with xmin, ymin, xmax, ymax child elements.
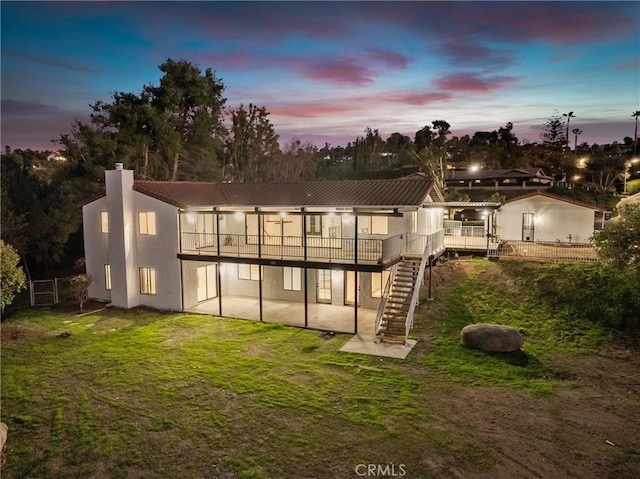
<box><xmin>528</xmin><ymin>263</ymin><xmax>640</xmax><ymax>333</ymax></box>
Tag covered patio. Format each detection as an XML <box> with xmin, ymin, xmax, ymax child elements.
<box><xmin>186</xmin><ymin>294</ymin><xmax>377</xmax><ymax>334</ymax></box>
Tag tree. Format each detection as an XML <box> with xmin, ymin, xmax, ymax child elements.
<box><xmin>146</xmin><ymin>59</ymin><xmax>227</xmax><ymax>181</ymax></box>
<box><xmin>58</xmin><ymin>59</ymin><xmax>227</xmax><ymax>182</ymax></box>
<box><xmin>633</xmin><ymin>110</ymin><xmax>640</xmax><ymax>158</ymax></box>
<box><xmin>1</xmin><ymin>241</ymin><xmax>26</xmax><ymax>312</ymax></box>
<box><xmin>572</xmin><ymin>128</ymin><xmax>583</xmax><ymax>155</ymax></box>
<box><xmin>562</xmin><ymin>111</ymin><xmax>575</xmax><ymax>149</ymax></box>
<box><xmin>267</xmin><ymin>139</ymin><xmax>317</xmax><ymax>181</ymax></box>
<box><xmin>69</xmin><ymin>274</ymin><xmax>94</xmax><ymax>312</ymax></box>
<box><xmin>584</xmin><ymin>144</ymin><xmax>626</xmax><ymax>195</ymax></box>
<box><xmin>594</xmin><ymin>203</ymin><xmax>640</xmax><ymax>272</ymax></box>
<box><xmin>225</xmin><ymin>104</ymin><xmax>280</xmax><ymax>182</ymax></box>
<box><xmin>540</xmin><ymin>111</ymin><xmax>566</xmax><ymax>150</ymax></box>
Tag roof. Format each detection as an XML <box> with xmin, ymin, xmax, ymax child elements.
<box><xmin>132</xmin><ymin>177</ymin><xmax>442</xmax><ymax>209</ymax></box>
<box><xmin>446</xmin><ymin>167</ymin><xmax>553</xmax><ymax>182</ymax></box>
<box><xmin>503</xmin><ymin>191</ymin><xmax>607</xmax><ymax>212</ymax></box>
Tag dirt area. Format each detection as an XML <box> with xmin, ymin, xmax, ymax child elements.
<box><xmin>428</xmin><ymin>352</ymin><xmax>640</xmax><ymax>478</ymax></box>
<box><xmin>419</xmin><ymin>259</ymin><xmax>640</xmax><ymax>478</ymax></box>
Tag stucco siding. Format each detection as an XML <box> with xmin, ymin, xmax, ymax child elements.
<box><xmin>133</xmin><ymin>192</ymin><xmax>182</xmax><ymax>310</ymax></box>
<box><xmin>497</xmin><ymin>196</ymin><xmax>595</xmax><ymax>243</ymax></box>
<box><xmin>82</xmin><ymin>197</ymin><xmax>111</xmax><ymax>302</ymax></box>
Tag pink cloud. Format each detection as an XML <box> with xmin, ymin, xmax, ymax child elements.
<box><xmin>465</xmin><ymin>3</ymin><xmax>637</xmax><ymax>46</ymax></box>
<box><xmin>548</xmin><ymin>52</ymin><xmax>582</xmax><ymax>63</ymax></box>
<box><xmin>389</xmin><ymin>92</ymin><xmax>452</xmax><ymax>105</ymax></box>
<box><xmin>269</xmin><ymin>103</ymin><xmax>356</xmax><ymax>118</ymax></box>
<box><xmin>440</xmin><ymin>40</ymin><xmax>514</xmax><ymax>67</ymax></box>
<box><xmin>365</xmin><ymin>48</ymin><xmax>411</xmax><ymax>69</ymax></box>
<box><xmin>435</xmin><ymin>73</ymin><xmax>521</xmax><ymax>93</ymax></box>
<box><xmin>301</xmin><ymin>59</ymin><xmax>376</xmax><ymax>85</ymax></box>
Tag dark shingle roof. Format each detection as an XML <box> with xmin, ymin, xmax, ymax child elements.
<box><xmin>133</xmin><ymin>177</ymin><xmax>440</xmax><ymax>209</ymax></box>
<box><xmin>446</xmin><ymin>168</ymin><xmax>552</xmax><ymax>182</ymax></box>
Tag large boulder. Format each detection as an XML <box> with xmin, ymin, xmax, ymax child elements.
<box><xmin>461</xmin><ymin>323</ymin><xmax>524</xmax><ymax>352</ymax></box>
<box><xmin>1</xmin><ymin>421</ymin><xmax>7</xmax><ymax>451</ymax></box>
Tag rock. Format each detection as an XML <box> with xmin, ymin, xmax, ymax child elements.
<box><xmin>1</xmin><ymin>422</ymin><xmax>7</xmax><ymax>451</ymax></box>
<box><xmin>461</xmin><ymin>323</ymin><xmax>524</xmax><ymax>352</ymax></box>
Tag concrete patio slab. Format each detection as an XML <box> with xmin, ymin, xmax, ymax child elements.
<box><xmin>340</xmin><ymin>334</ymin><xmax>417</xmax><ymax>359</ymax></box>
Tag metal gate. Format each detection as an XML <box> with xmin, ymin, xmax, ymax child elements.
<box><xmin>30</xmin><ymin>279</ymin><xmax>59</xmax><ymax>306</ymax></box>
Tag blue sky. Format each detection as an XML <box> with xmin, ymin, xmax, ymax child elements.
<box><xmin>2</xmin><ymin>1</ymin><xmax>639</xmax><ymax>151</ymax></box>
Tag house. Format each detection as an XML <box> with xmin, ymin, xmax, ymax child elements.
<box><xmin>445</xmin><ymin>167</ymin><xmax>554</xmax><ymax>190</ymax></box>
<box><xmin>495</xmin><ymin>191</ymin><xmax>606</xmax><ymax>243</ymax></box>
<box><xmin>83</xmin><ymin>164</ymin><xmax>446</xmax><ymax>343</ymax></box>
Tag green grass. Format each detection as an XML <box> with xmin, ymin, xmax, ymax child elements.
<box><xmin>420</xmin><ymin>261</ymin><xmax>610</xmax><ymax>395</ymax></box>
<box><xmin>627</xmin><ymin>178</ymin><xmax>640</xmax><ymax>195</ymax></box>
<box><xmin>0</xmin><ymin>260</ymin><xmax>617</xmax><ymax>478</ymax></box>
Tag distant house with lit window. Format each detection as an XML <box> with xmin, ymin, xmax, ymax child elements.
<box><xmin>83</xmin><ymin>165</ymin><xmax>446</xmax><ymax>344</ymax></box>
<box><xmin>445</xmin><ymin>167</ymin><xmax>555</xmax><ymax>190</ymax></box>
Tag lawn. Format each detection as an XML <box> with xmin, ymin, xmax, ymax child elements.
<box><xmin>2</xmin><ymin>260</ymin><xmax>639</xmax><ymax>478</ymax></box>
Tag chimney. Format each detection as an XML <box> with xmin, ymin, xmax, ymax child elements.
<box><xmin>105</xmin><ymin>166</ymin><xmax>139</xmax><ymax>308</ymax></box>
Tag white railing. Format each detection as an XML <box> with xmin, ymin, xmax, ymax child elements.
<box><xmin>444</xmin><ymin>226</ymin><xmax>487</xmax><ymax>250</ymax></box>
<box><xmin>405</xmin><ymin>230</ymin><xmax>445</xmax><ymax>256</ymax></box>
<box><xmin>182</xmin><ymin>229</ymin><xmax>445</xmax><ymax>264</ymax></box>
<box><xmin>404</xmin><ymin>242</ymin><xmax>432</xmax><ymax>342</ymax></box>
<box><xmin>181</xmin><ymin>232</ymin><xmax>383</xmax><ymax>263</ymax></box>
<box><xmin>374</xmin><ymin>262</ymin><xmax>398</xmax><ymax>335</ymax></box>
<box><xmin>496</xmin><ymin>240</ymin><xmax>597</xmax><ymax>263</ymax></box>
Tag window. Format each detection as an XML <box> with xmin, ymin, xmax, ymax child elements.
<box><xmin>104</xmin><ymin>264</ymin><xmax>111</xmax><ymax>291</ymax></box>
<box><xmin>371</xmin><ymin>270</ymin><xmax>391</xmax><ymax>298</ymax></box>
<box><xmin>138</xmin><ymin>211</ymin><xmax>156</xmax><ymax>235</ymax></box>
<box><xmin>139</xmin><ymin>267</ymin><xmax>156</xmax><ymax>295</ymax></box>
<box><xmin>361</xmin><ymin>216</ymin><xmax>388</xmax><ymax>235</ymax></box>
<box><xmin>238</xmin><ymin>263</ymin><xmax>260</xmax><ymax>281</ymax></box>
<box><xmin>411</xmin><ymin>211</ymin><xmax>418</xmax><ymax>234</ymax></box>
<box><xmin>100</xmin><ymin>211</ymin><xmax>109</xmax><ymax>233</ymax></box>
<box><xmin>306</xmin><ymin>215</ymin><xmax>322</xmax><ymax>235</ymax></box>
<box><xmin>283</xmin><ymin>267</ymin><xmax>302</xmax><ymax>291</ymax></box>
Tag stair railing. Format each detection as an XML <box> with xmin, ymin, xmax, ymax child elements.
<box><xmin>374</xmin><ymin>262</ymin><xmax>398</xmax><ymax>335</ymax></box>
<box><xmin>404</xmin><ymin>239</ymin><xmax>432</xmax><ymax>343</ymax></box>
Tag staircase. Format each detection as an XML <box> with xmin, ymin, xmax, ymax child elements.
<box><xmin>376</xmin><ymin>259</ymin><xmax>421</xmax><ymax>344</ymax></box>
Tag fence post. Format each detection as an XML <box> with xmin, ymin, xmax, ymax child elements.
<box><xmin>30</xmin><ymin>281</ymin><xmax>34</xmax><ymax>306</ymax></box>
<box><xmin>54</xmin><ymin>277</ymin><xmax>59</xmax><ymax>304</ymax></box>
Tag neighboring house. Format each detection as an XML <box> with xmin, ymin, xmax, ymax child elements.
<box><xmin>83</xmin><ymin>165</ymin><xmax>446</xmax><ymax>343</ymax></box>
<box><xmin>495</xmin><ymin>191</ymin><xmax>606</xmax><ymax>243</ymax></box>
<box><xmin>446</xmin><ymin>167</ymin><xmax>554</xmax><ymax>190</ymax></box>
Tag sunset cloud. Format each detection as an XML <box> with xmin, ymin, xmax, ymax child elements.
<box><xmin>434</xmin><ymin>73</ymin><xmax>521</xmax><ymax>93</ymax></box>
<box><xmin>1</xmin><ymin>1</ymin><xmax>637</xmax><ymax>149</ymax></box>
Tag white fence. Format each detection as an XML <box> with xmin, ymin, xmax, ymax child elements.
<box><xmin>495</xmin><ymin>240</ymin><xmax>597</xmax><ymax>263</ymax></box>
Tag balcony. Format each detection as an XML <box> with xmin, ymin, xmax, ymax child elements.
<box><xmin>180</xmin><ymin>230</ymin><xmax>445</xmax><ymax>265</ymax></box>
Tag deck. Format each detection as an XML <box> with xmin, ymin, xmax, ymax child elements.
<box><xmin>181</xmin><ymin>231</ymin><xmax>445</xmax><ymax>265</ymax></box>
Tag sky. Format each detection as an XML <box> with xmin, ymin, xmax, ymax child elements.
<box><xmin>1</xmin><ymin>1</ymin><xmax>639</xmax><ymax>151</ymax></box>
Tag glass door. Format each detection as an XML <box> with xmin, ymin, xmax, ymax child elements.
<box><xmin>317</xmin><ymin>269</ymin><xmax>332</xmax><ymax>304</ymax></box>
<box><xmin>522</xmin><ymin>213</ymin><xmax>535</xmax><ymax>241</ymax></box>
<box><xmin>345</xmin><ymin>271</ymin><xmax>357</xmax><ymax>305</ymax></box>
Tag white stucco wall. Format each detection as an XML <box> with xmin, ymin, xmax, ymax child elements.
<box><xmin>133</xmin><ymin>191</ymin><xmax>182</xmax><ymax>311</ymax></box>
<box><xmin>496</xmin><ymin>195</ymin><xmax>596</xmax><ymax>243</ymax></box>
<box><xmin>82</xmin><ymin>197</ymin><xmax>111</xmax><ymax>302</ymax></box>
<box><xmin>83</xmin><ymin>168</ymin><xmax>182</xmax><ymax>311</ymax></box>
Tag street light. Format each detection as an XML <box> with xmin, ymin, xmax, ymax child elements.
<box><xmin>624</xmin><ymin>158</ymin><xmax>640</xmax><ymax>195</ymax></box>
